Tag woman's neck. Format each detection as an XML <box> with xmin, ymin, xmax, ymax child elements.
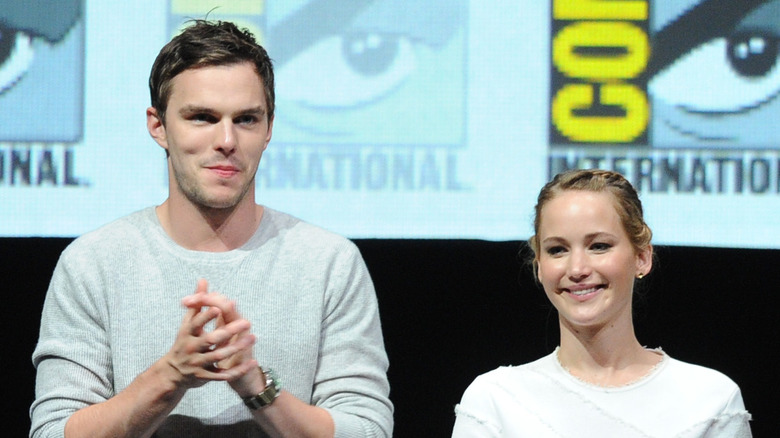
<box><xmin>556</xmin><ymin>317</ymin><xmax>662</xmax><ymax>387</ymax></box>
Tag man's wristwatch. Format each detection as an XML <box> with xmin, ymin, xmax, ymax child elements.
<box><xmin>243</xmin><ymin>366</ymin><xmax>281</xmax><ymax>410</ymax></box>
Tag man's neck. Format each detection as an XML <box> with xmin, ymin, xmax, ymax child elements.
<box><xmin>156</xmin><ymin>197</ymin><xmax>264</xmax><ymax>252</ymax></box>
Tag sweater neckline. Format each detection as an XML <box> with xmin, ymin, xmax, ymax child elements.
<box><xmin>552</xmin><ymin>346</ymin><xmax>669</xmax><ymax>391</ymax></box>
<box><xmin>143</xmin><ymin>206</ymin><xmax>275</xmax><ymax>262</ymax></box>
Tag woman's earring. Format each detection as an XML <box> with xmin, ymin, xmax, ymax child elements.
<box><xmin>636</xmin><ymin>272</ymin><xmax>644</xmax><ymax>279</ymax></box>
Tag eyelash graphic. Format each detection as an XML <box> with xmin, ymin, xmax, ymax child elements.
<box><xmin>0</xmin><ymin>25</ymin><xmax>35</xmax><ymax>95</ymax></box>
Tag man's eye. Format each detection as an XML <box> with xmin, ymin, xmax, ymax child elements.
<box><xmin>236</xmin><ymin>115</ymin><xmax>258</xmax><ymax>125</ymax></box>
<box><xmin>190</xmin><ymin>113</ymin><xmax>215</xmax><ymax>123</ymax></box>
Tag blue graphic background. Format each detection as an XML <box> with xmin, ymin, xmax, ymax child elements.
<box><xmin>269</xmin><ymin>0</ymin><xmax>468</xmax><ymax>147</ymax></box>
<box><xmin>0</xmin><ymin>1</ymin><xmax>83</xmax><ymax>142</ymax></box>
<box><xmin>1</xmin><ymin>1</ymin><xmax>777</xmax><ymax>248</ymax></box>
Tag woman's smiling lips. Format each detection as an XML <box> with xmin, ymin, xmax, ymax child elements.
<box><xmin>563</xmin><ymin>284</ymin><xmax>603</xmax><ymax>301</ymax></box>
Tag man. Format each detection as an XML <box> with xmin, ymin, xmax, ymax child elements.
<box><xmin>30</xmin><ymin>20</ymin><xmax>393</xmax><ymax>438</ymax></box>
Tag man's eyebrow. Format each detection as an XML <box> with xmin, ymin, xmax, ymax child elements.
<box><xmin>236</xmin><ymin>106</ymin><xmax>267</xmax><ymax>116</ymax></box>
<box><xmin>178</xmin><ymin>105</ymin><xmax>267</xmax><ymax>116</ymax></box>
<box><xmin>178</xmin><ymin>105</ymin><xmax>213</xmax><ymax>115</ymax></box>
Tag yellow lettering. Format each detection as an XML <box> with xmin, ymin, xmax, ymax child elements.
<box><xmin>552</xmin><ymin>84</ymin><xmax>648</xmax><ymax>142</ymax></box>
<box><xmin>553</xmin><ymin>0</ymin><xmax>647</xmax><ymax>20</ymax></box>
<box><xmin>553</xmin><ymin>22</ymin><xmax>648</xmax><ymax>81</ymax></box>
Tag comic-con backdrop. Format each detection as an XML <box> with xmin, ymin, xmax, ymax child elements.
<box><xmin>1</xmin><ymin>1</ymin><xmax>779</xmax><ymax>248</ymax></box>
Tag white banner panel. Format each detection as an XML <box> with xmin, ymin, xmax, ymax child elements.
<box><xmin>1</xmin><ymin>0</ymin><xmax>778</xmax><ymax>248</ymax></box>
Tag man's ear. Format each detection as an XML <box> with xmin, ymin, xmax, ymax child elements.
<box><xmin>262</xmin><ymin>115</ymin><xmax>274</xmax><ymax>152</ymax></box>
<box><xmin>146</xmin><ymin>107</ymin><xmax>168</xmax><ymax>150</ymax></box>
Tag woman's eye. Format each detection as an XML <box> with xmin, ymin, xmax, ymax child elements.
<box><xmin>545</xmin><ymin>246</ymin><xmax>566</xmax><ymax>256</ymax></box>
<box><xmin>591</xmin><ymin>242</ymin><xmax>611</xmax><ymax>252</ymax></box>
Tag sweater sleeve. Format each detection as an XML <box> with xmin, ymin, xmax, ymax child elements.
<box><xmin>310</xmin><ymin>242</ymin><xmax>393</xmax><ymax>438</ymax></box>
<box><xmin>703</xmin><ymin>386</ymin><xmax>752</xmax><ymax>438</ymax></box>
<box><xmin>29</xmin><ymin>248</ymin><xmax>114</xmax><ymax>438</ymax></box>
<box><xmin>451</xmin><ymin>376</ymin><xmax>502</xmax><ymax>438</ymax></box>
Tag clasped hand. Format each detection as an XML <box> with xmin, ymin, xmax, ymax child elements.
<box><xmin>162</xmin><ymin>279</ymin><xmax>264</xmax><ymax>396</ymax></box>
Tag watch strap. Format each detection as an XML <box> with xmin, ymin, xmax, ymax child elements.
<box><xmin>243</xmin><ymin>366</ymin><xmax>281</xmax><ymax>410</ymax></box>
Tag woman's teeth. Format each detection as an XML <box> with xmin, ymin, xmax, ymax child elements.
<box><xmin>571</xmin><ymin>287</ymin><xmax>598</xmax><ymax>296</ymax></box>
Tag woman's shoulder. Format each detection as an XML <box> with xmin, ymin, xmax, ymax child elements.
<box><xmin>464</xmin><ymin>353</ymin><xmax>558</xmax><ymax>393</ymax></box>
<box><xmin>663</xmin><ymin>355</ymin><xmax>741</xmax><ymax>391</ymax></box>
<box><xmin>646</xmin><ymin>352</ymin><xmax>748</xmax><ymax>414</ymax></box>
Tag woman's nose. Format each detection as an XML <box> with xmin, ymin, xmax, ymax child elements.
<box><xmin>567</xmin><ymin>249</ymin><xmax>591</xmax><ymax>280</ymax></box>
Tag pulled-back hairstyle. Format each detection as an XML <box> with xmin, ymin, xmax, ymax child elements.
<box><xmin>529</xmin><ymin>169</ymin><xmax>653</xmax><ymax>270</ymax></box>
<box><xmin>149</xmin><ymin>20</ymin><xmax>274</xmax><ymax>124</ymax></box>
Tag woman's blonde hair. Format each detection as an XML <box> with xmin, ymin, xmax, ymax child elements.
<box><xmin>528</xmin><ymin>169</ymin><xmax>653</xmax><ymax>273</ymax></box>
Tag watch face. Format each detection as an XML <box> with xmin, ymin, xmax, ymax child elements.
<box><xmin>243</xmin><ymin>367</ymin><xmax>281</xmax><ymax>410</ymax></box>
<box><xmin>245</xmin><ymin>391</ymin><xmax>273</xmax><ymax>409</ymax></box>
<box><xmin>257</xmin><ymin>392</ymin><xmax>274</xmax><ymax>405</ymax></box>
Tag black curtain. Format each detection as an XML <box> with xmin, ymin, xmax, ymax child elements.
<box><xmin>6</xmin><ymin>238</ymin><xmax>778</xmax><ymax>436</ymax></box>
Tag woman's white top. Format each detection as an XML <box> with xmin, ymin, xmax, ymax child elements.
<box><xmin>452</xmin><ymin>349</ymin><xmax>751</xmax><ymax>438</ymax></box>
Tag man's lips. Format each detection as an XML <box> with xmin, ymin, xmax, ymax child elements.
<box><xmin>206</xmin><ymin>165</ymin><xmax>240</xmax><ymax>178</ymax></box>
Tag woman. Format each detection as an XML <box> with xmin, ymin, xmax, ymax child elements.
<box><xmin>452</xmin><ymin>169</ymin><xmax>752</xmax><ymax>437</ymax></box>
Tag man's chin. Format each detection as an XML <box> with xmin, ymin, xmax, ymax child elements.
<box><xmin>177</xmin><ymin>179</ymin><xmax>254</xmax><ymax>211</ymax></box>
<box><xmin>187</xmin><ymin>193</ymin><xmax>245</xmax><ymax>211</ymax></box>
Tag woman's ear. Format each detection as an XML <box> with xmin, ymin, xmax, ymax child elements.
<box><xmin>535</xmin><ymin>259</ymin><xmax>542</xmax><ymax>282</ymax></box>
<box><xmin>636</xmin><ymin>244</ymin><xmax>653</xmax><ymax>277</ymax></box>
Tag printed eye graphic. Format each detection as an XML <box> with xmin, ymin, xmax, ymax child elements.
<box><xmin>277</xmin><ymin>32</ymin><xmax>415</xmax><ymax>108</ymax></box>
<box><xmin>0</xmin><ymin>24</ymin><xmax>35</xmax><ymax>94</ymax></box>
<box><xmin>728</xmin><ymin>32</ymin><xmax>779</xmax><ymax>76</ymax></box>
<box><xmin>650</xmin><ymin>31</ymin><xmax>780</xmax><ymax>113</ymax></box>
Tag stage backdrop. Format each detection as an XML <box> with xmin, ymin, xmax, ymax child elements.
<box><xmin>2</xmin><ymin>0</ymin><xmax>779</xmax><ymax>247</ymax></box>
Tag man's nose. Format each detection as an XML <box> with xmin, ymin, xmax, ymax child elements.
<box><xmin>215</xmin><ymin>120</ymin><xmax>238</xmax><ymax>153</ymax></box>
